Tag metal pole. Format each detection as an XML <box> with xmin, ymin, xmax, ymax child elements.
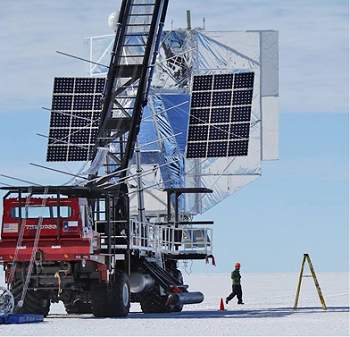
<box><xmin>186</xmin><ymin>10</ymin><xmax>192</xmax><ymax>30</ymax></box>
<box><xmin>175</xmin><ymin>193</ymin><xmax>179</xmax><ymax>227</ymax></box>
<box><xmin>167</xmin><ymin>191</ymin><xmax>171</xmax><ymax>222</ymax></box>
<box><xmin>106</xmin><ymin>195</ymin><xmax>112</xmax><ymax>272</ymax></box>
<box><xmin>135</xmin><ymin>141</ymin><xmax>145</xmax><ymax>225</ymax></box>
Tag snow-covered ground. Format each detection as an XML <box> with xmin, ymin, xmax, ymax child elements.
<box><xmin>0</xmin><ymin>271</ymin><xmax>349</xmax><ymax>336</ymax></box>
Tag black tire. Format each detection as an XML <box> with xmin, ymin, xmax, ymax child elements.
<box><xmin>91</xmin><ymin>284</ymin><xmax>110</xmax><ymax>318</ymax></box>
<box><xmin>140</xmin><ymin>291</ymin><xmax>169</xmax><ymax>313</ymax></box>
<box><xmin>64</xmin><ymin>300</ymin><xmax>92</xmax><ymax>314</ymax></box>
<box><xmin>140</xmin><ymin>269</ymin><xmax>184</xmax><ymax>314</ymax></box>
<box><xmin>108</xmin><ymin>271</ymin><xmax>130</xmax><ymax>317</ymax></box>
<box><xmin>91</xmin><ymin>272</ymin><xmax>130</xmax><ymax>318</ymax></box>
<box><xmin>172</xmin><ymin>269</ymin><xmax>184</xmax><ymax>313</ymax></box>
<box><xmin>172</xmin><ymin>302</ymin><xmax>183</xmax><ymax>312</ymax></box>
<box><xmin>11</xmin><ymin>280</ymin><xmax>50</xmax><ymax>317</ymax></box>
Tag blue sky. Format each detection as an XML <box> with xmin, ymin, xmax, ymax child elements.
<box><xmin>0</xmin><ymin>1</ymin><xmax>348</xmax><ymax>272</ymax></box>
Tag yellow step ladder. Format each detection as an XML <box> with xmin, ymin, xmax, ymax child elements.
<box><xmin>294</xmin><ymin>253</ymin><xmax>327</xmax><ymax>310</ymax></box>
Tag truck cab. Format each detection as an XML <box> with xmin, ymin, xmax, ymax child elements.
<box><xmin>0</xmin><ymin>191</ymin><xmax>94</xmax><ymax>264</ymax></box>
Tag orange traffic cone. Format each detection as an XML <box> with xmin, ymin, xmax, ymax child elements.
<box><xmin>219</xmin><ymin>298</ymin><xmax>225</xmax><ymax>311</ymax></box>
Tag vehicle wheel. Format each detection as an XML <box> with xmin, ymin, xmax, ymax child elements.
<box><xmin>91</xmin><ymin>284</ymin><xmax>109</xmax><ymax>317</ymax></box>
<box><xmin>64</xmin><ymin>300</ymin><xmax>92</xmax><ymax>314</ymax></box>
<box><xmin>108</xmin><ymin>271</ymin><xmax>130</xmax><ymax>317</ymax></box>
<box><xmin>140</xmin><ymin>269</ymin><xmax>184</xmax><ymax>314</ymax></box>
<box><xmin>140</xmin><ymin>291</ymin><xmax>169</xmax><ymax>313</ymax></box>
<box><xmin>11</xmin><ymin>280</ymin><xmax>50</xmax><ymax>317</ymax></box>
<box><xmin>171</xmin><ymin>269</ymin><xmax>184</xmax><ymax>313</ymax></box>
<box><xmin>172</xmin><ymin>302</ymin><xmax>183</xmax><ymax>312</ymax></box>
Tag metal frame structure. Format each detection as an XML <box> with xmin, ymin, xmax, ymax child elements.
<box><xmin>0</xmin><ymin>0</ymin><xmax>280</xmax><ymax>319</ymax></box>
<box><xmin>0</xmin><ymin>0</ymin><xmax>217</xmax><ymax>318</ymax></box>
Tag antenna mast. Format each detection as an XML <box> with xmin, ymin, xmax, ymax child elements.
<box><xmin>186</xmin><ymin>10</ymin><xmax>192</xmax><ymax>30</ymax></box>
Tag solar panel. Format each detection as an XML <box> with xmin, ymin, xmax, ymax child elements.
<box><xmin>231</xmin><ymin>106</ymin><xmax>251</xmax><ymax>122</ymax></box>
<box><xmin>186</xmin><ymin>142</ymin><xmax>207</xmax><ymax>159</ymax></box>
<box><xmin>53</xmin><ymin>78</ymin><xmax>74</xmax><ymax>94</ymax></box>
<box><xmin>192</xmin><ymin>75</ymin><xmax>213</xmax><ymax>91</ymax></box>
<box><xmin>210</xmin><ymin>108</ymin><xmax>230</xmax><ymax>123</ymax></box>
<box><xmin>71</xmin><ymin>111</ymin><xmax>92</xmax><ymax>128</ymax></box>
<box><xmin>48</xmin><ymin>128</ymin><xmax>70</xmax><ymax>144</ymax></box>
<box><xmin>228</xmin><ymin>140</ymin><xmax>249</xmax><ymax>156</ymax></box>
<box><xmin>50</xmin><ymin>112</ymin><xmax>70</xmax><ymax>127</ymax></box>
<box><xmin>47</xmin><ymin>145</ymin><xmax>68</xmax><ymax>162</ymax></box>
<box><xmin>96</xmin><ymin>78</ymin><xmax>106</xmax><ymax>93</ymax></box>
<box><xmin>67</xmin><ymin>145</ymin><xmax>89</xmax><ymax>161</ymax></box>
<box><xmin>229</xmin><ymin>123</ymin><xmax>250</xmax><ymax>139</ymax></box>
<box><xmin>52</xmin><ymin>96</ymin><xmax>73</xmax><ymax>110</ymax></box>
<box><xmin>191</xmin><ymin>92</ymin><xmax>212</xmax><ymax>108</ymax></box>
<box><xmin>189</xmin><ymin>108</ymin><xmax>210</xmax><ymax>124</ymax></box>
<box><xmin>47</xmin><ymin>77</ymin><xmax>106</xmax><ymax>162</ymax></box>
<box><xmin>75</xmin><ymin>78</ymin><xmax>95</xmax><ymax>94</ymax></box>
<box><xmin>188</xmin><ymin>125</ymin><xmax>209</xmax><ymax>141</ymax></box>
<box><xmin>232</xmin><ymin>90</ymin><xmax>253</xmax><ymax>105</ymax></box>
<box><xmin>209</xmin><ymin>125</ymin><xmax>229</xmax><ymax>141</ymax></box>
<box><xmin>212</xmin><ymin>91</ymin><xmax>232</xmax><ymax>106</ymax></box>
<box><xmin>234</xmin><ymin>72</ymin><xmax>254</xmax><ymax>89</ymax></box>
<box><xmin>207</xmin><ymin>141</ymin><xmax>228</xmax><ymax>157</ymax></box>
<box><xmin>73</xmin><ymin>95</ymin><xmax>94</xmax><ymax>110</ymax></box>
<box><xmin>186</xmin><ymin>72</ymin><xmax>254</xmax><ymax>158</ymax></box>
<box><xmin>213</xmin><ymin>74</ymin><xmax>233</xmax><ymax>90</ymax></box>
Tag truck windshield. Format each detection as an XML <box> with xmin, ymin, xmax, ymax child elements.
<box><xmin>10</xmin><ymin>206</ymin><xmax>72</xmax><ymax>219</ymax></box>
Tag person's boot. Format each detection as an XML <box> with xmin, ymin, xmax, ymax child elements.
<box><xmin>225</xmin><ymin>298</ymin><xmax>229</xmax><ymax>305</ymax></box>
<box><xmin>237</xmin><ymin>301</ymin><xmax>244</xmax><ymax>305</ymax></box>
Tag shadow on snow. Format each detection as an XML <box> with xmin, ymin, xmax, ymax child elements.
<box><xmin>48</xmin><ymin>306</ymin><xmax>349</xmax><ymax>320</ymax></box>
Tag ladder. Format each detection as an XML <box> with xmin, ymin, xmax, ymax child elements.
<box><xmin>18</xmin><ymin>187</ymin><xmax>50</xmax><ymax>309</ymax></box>
<box><xmin>8</xmin><ymin>188</ymin><xmax>33</xmax><ymax>286</ymax></box>
<box><xmin>95</xmin><ymin>0</ymin><xmax>169</xmax><ymax>175</ymax></box>
<box><xmin>91</xmin><ymin>0</ymin><xmax>169</xmax><ymax>264</ymax></box>
<box><xmin>293</xmin><ymin>253</ymin><xmax>327</xmax><ymax>310</ymax></box>
<box><xmin>142</xmin><ymin>259</ymin><xmax>187</xmax><ymax>291</ymax></box>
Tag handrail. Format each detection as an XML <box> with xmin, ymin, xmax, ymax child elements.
<box><xmin>128</xmin><ymin>219</ymin><xmax>213</xmax><ymax>255</ymax></box>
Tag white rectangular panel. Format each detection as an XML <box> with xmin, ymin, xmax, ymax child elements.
<box><xmin>262</xmin><ymin>96</ymin><xmax>279</xmax><ymax>160</ymax></box>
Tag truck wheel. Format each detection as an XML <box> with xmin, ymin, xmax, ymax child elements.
<box><xmin>108</xmin><ymin>272</ymin><xmax>130</xmax><ymax>317</ymax></box>
<box><xmin>140</xmin><ymin>292</ymin><xmax>183</xmax><ymax>313</ymax></box>
<box><xmin>140</xmin><ymin>293</ymin><xmax>167</xmax><ymax>313</ymax></box>
<box><xmin>172</xmin><ymin>269</ymin><xmax>184</xmax><ymax>313</ymax></box>
<box><xmin>91</xmin><ymin>272</ymin><xmax>130</xmax><ymax>318</ymax></box>
<box><xmin>140</xmin><ymin>269</ymin><xmax>184</xmax><ymax>314</ymax></box>
<box><xmin>11</xmin><ymin>280</ymin><xmax>50</xmax><ymax>317</ymax></box>
<box><xmin>64</xmin><ymin>301</ymin><xmax>92</xmax><ymax>314</ymax></box>
<box><xmin>172</xmin><ymin>302</ymin><xmax>183</xmax><ymax>312</ymax></box>
<box><xmin>140</xmin><ymin>289</ymin><xmax>175</xmax><ymax>313</ymax></box>
<box><xmin>91</xmin><ymin>284</ymin><xmax>110</xmax><ymax>317</ymax></box>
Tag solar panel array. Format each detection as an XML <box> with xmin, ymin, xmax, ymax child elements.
<box><xmin>47</xmin><ymin>77</ymin><xmax>106</xmax><ymax>162</ymax></box>
<box><xmin>186</xmin><ymin>72</ymin><xmax>254</xmax><ymax>159</ymax></box>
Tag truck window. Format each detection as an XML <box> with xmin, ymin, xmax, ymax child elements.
<box><xmin>10</xmin><ymin>206</ymin><xmax>72</xmax><ymax>219</ymax></box>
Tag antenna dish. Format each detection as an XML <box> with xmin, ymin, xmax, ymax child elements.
<box><xmin>108</xmin><ymin>11</ymin><xmax>119</xmax><ymax>31</ymax></box>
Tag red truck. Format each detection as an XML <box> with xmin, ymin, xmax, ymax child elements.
<box><xmin>0</xmin><ymin>186</ymin><xmax>208</xmax><ymax>317</ymax></box>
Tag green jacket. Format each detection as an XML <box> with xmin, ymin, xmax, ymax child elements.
<box><xmin>231</xmin><ymin>269</ymin><xmax>241</xmax><ymax>285</ymax></box>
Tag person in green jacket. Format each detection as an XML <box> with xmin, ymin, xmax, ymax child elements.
<box><xmin>225</xmin><ymin>262</ymin><xmax>244</xmax><ymax>305</ymax></box>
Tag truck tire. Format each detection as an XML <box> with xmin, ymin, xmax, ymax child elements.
<box><xmin>11</xmin><ymin>280</ymin><xmax>50</xmax><ymax>317</ymax></box>
<box><xmin>91</xmin><ymin>272</ymin><xmax>130</xmax><ymax>318</ymax></box>
<box><xmin>64</xmin><ymin>301</ymin><xmax>92</xmax><ymax>314</ymax></box>
<box><xmin>141</xmin><ymin>289</ymin><xmax>181</xmax><ymax>313</ymax></box>
<box><xmin>108</xmin><ymin>271</ymin><xmax>130</xmax><ymax>317</ymax></box>
<box><xmin>140</xmin><ymin>269</ymin><xmax>184</xmax><ymax>313</ymax></box>
<box><xmin>91</xmin><ymin>284</ymin><xmax>110</xmax><ymax>317</ymax></box>
<box><xmin>140</xmin><ymin>292</ymin><xmax>169</xmax><ymax>313</ymax></box>
<box><xmin>172</xmin><ymin>269</ymin><xmax>184</xmax><ymax>313</ymax></box>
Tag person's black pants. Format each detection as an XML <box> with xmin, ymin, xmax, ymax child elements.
<box><xmin>226</xmin><ymin>284</ymin><xmax>243</xmax><ymax>303</ymax></box>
